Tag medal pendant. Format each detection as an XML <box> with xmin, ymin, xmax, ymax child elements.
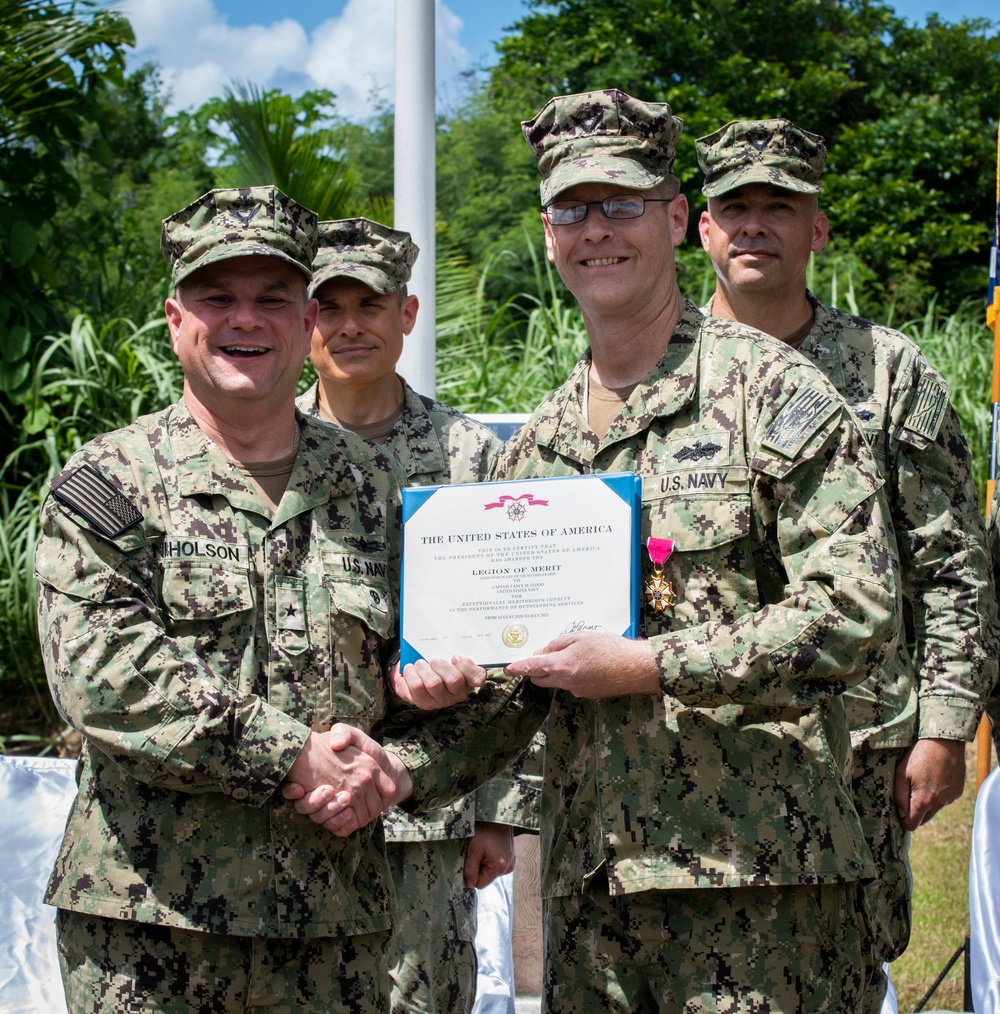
<box><xmin>645</xmin><ymin>536</ymin><xmax>677</xmax><ymax>613</ymax></box>
<box><xmin>645</xmin><ymin>564</ymin><xmax>677</xmax><ymax>613</ymax></box>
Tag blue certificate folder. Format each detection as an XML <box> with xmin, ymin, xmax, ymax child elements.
<box><xmin>399</xmin><ymin>471</ymin><xmax>642</xmax><ymax>668</ymax></box>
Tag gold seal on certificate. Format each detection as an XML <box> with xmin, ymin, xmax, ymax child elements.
<box><xmin>400</xmin><ymin>472</ymin><xmax>641</xmax><ymax>666</ymax></box>
<box><xmin>502</xmin><ymin>623</ymin><xmax>529</xmax><ymax>648</ymax></box>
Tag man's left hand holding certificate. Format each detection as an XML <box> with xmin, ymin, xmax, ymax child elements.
<box><xmin>400</xmin><ymin>472</ymin><xmax>641</xmax><ymax>669</ymax></box>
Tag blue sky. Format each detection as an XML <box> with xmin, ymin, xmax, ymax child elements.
<box><xmin>119</xmin><ymin>0</ymin><xmax>997</xmax><ymax>121</ymax></box>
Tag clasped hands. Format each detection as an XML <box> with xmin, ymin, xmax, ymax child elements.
<box><xmin>282</xmin><ymin>631</ymin><xmax>657</xmax><ymax>836</ymax></box>
<box><xmin>281</xmin><ymin>654</ymin><xmax>486</xmax><ymax>836</ymax></box>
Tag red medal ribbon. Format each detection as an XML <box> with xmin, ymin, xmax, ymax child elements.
<box><xmin>647</xmin><ymin>537</ymin><xmax>674</xmax><ymax>566</ymax></box>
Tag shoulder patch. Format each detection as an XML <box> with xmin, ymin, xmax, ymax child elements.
<box><xmin>903</xmin><ymin>373</ymin><xmax>948</xmax><ymax>441</ymax></box>
<box><xmin>761</xmin><ymin>385</ymin><xmax>841</xmax><ymax>459</ymax></box>
<box><xmin>50</xmin><ymin>464</ymin><xmax>143</xmax><ymax>539</ymax></box>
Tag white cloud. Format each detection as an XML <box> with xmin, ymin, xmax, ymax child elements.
<box><xmin>305</xmin><ymin>0</ymin><xmax>397</xmax><ymax>117</ymax></box>
<box><xmin>119</xmin><ymin>0</ymin><xmax>471</xmax><ymax>121</ymax></box>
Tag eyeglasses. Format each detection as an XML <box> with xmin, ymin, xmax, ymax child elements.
<box><xmin>542</xmin><ymin>194</ymin><xmax>674</xmax><ymax>227</ymax></box>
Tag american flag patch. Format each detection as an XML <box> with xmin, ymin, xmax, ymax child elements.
<box><xmin>51</xmin><ymin>464</ymin><xmax>143</xmax><ymax>539</ymax></box>
<box><xmin>761</xmin><ymin>385</ymin><xmax>840</xmax><ymax>458</ymax></box>
<box><xmin>903</xmin><ymin>374</ymin><xmax>948</xmax><ymax>441</ymax></box>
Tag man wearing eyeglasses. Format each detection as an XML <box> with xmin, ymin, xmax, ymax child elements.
<box><xmin>485</xmin><ymin>88</ymin><xmax>901</xmax><ymax>1012</ymax></box>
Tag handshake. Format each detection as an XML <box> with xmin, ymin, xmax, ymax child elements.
<box><xmin>281</xmin><ymin>654</ymin><xmax>486</xmax><ymax>837</ymax></box>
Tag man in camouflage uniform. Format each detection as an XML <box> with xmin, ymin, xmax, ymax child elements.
<box><xmin>695</xmin><ymin>118</ymin><xmax>998</xmax><ymax>1012</ymax></box>
<box><xmin>472</xmin><ymin>86</ymin><xmax>901</xmax><ymax>1014</ymax></box>
<box><xmin>295</xmin><ymin>217</ymin><xmax>539</xmax><ymax>1014</ymax></box>
<box><xmin>34</xmin><ymin>186</ymin><xmax>532</xmax><ymax>1014</ymax></box>
<box><xmin>984</xmin><ymin>492</ymin><xmax>1000</xmax><ymax>755</ymax></box>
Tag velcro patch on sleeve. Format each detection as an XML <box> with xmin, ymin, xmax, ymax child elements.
<box><xmin>902</xmin><ymin>373</ymin><xmax>948</xmax><ymax>441</ymax></box>
<box><xmin>51</xmin><ymin>464</ymin><xmax>143</xmax><ymax>539</ymax></box>
<box><xmin>761</xmin><ymin>385</ymin><xmax>841</xmax><ymax>459</ymax></box>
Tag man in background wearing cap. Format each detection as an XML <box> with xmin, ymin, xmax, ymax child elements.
<box><xmin>296</xmin><ymin>217</ymin><xmax>540</xmax><ymax>1014</ymax></box>
<box><xmin>696</xmin><ymin>118</ymin><xmax>997</xmax><ymax>1012</ymax></box>
<box><xmin>485</xmin><ymin>87</ymin><xmax>900</xmax><ymax>1013</ymax></box>
<box><xmin>33</xmin><ymin>186</ymin><xmax>528</xmax><ymax>1013</ymax></box>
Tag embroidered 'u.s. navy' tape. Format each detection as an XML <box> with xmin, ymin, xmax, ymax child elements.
<box><xmin>51</xmin><ymin>464</ymin><xmax>143</xmax><ymax>539</ymax></box>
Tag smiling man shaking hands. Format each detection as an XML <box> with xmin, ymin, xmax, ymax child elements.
<box><xmin>34</xmin><ymin>187</ymin><xmax>530</xmax><ymax>1014</ymax></box>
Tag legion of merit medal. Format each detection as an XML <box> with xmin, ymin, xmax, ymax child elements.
<box><xmin>645</xmin><ymin>536</ymin><xmax>676</xmax><ymax>613</ymax></box>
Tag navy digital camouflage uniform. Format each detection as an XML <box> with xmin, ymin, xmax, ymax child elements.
<box><xmin>36</xmin><ymin>404</ymin><xmax>406</xmax><ymax>1009</ymax></box>
<box><xmin>703</xmin><ymin>290</ymin><xmax>997</xmax><ymax>986</ymax></box>
<box><xmin>456</xmin><ymin>89</ymin><xmax>899</xmax><ymax>1012</ymax></box>
<box><xmin>457</xmin><ymin>301</ymin><xmax>900</xmax><ymax>1013</ymax></box>
<box><xmin>696</xmin><ymin>119</ymin><xmax>997</xmax><ymax>1010</ymax></box>
<box><xmin>298</xmin><ymin>377</ymin><xmax>541</xmax><ymax>1014</ymax></box>
<box><xmin>37</xmin><ymin>189</ymin><xmax>542</xmax><ymax>1014</ymax></box>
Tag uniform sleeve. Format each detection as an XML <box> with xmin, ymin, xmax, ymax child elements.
<box><xmin>447</xmin><ymin>418</ymin><xmax>503</xmax><ymax>485</ymax></box>
<box><xmin>35</xmin><ymin>493</ymin><xmax>310</xmax><ymax>807</ymax></box>
<box><xmin>890</xmin><ymin>361</ymin><xmax>997</xmax><ymax>740</ymax></box>
<box><xmin>651</xmin><ymin>382</ymin><xmax>900</xmax><ymax>711</ymax></box>
<box><xmin>471</xmin><ymin>727</ymin><xmax>545</xmax><ymax>831</ymax></box>
<box><xmin>387</xmin><ymin>675</ymin><xmax>550</xmax><ymax>813</ymax></box>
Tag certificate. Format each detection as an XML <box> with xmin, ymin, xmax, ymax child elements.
<box><xmin>400</xmin><ymin>472</ymin><xmax>641</xmax><ymax>667</ymax></box>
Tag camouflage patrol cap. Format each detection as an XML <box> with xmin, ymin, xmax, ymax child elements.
<box><xmin>309</xmin><ymin>218</ymin><xmax>419</xmax><ymax>298</ymax></box>
<box><xmin>696</xmin><ymin>119</ymin><xmax>826</xmax><ymax>197</ymax></box>
<box><xmin>161</xmin><ymin>186</ymin><xmax>318</xmax><ymax>286</ymax></box>
<box><xmin>522</xmin><ymin>89</ymin><xmax>683</xmax><ymax>205</ymax></box>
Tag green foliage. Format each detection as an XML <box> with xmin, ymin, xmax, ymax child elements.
<box><xmin>436</xmin><ymin>87</ymin><xmax>544</xmax><ymax>271</ymax></box>
<box><xmin>0</xmin><ymin>483</ymin><xmax>46</xmax><ymax>696</ymax></box>
<box><xmin>45</xmin><ymin>64</ymin><xmax>214</xmax><ymax>328</ymax></box>
<box><xmin>206</xmin><ymin>82</ymin><xmax>392</xmax><ymax>222</ymax></box>
<box><xmin>11</xmin><ymin>314</ymin><xmax>180</xmax><ymax>478</ymax></box>
<box><xmin>0</xmin><ymin>0</ymin><xmax>145</xmax><ymax>475</ymax></box>
<box><xmin>436</xmin><ymin>234</ymin><xmax>588</xmax><ymax>414</ymax></box>
<box><xmin>0</xmin><ymin>313</ymin><xmax>181</xmax><ymax>703</ymax></box>
<box><xmin>445</xmin><ymin>0</ymin><xmax>1000</xmax><ymax>317</ymax></box>
<box><xmin>332</xmin><ymin>104</ymin><xmax>396</xmax><ymax>209</ymax></box>
<box><xmin>0</xmin><ymin>0</ymin><xmax>135</xmax><ymax>343</ymax></box>
<box><xmin>208</xmin><ymin>83</ymin><xmax>358</xmax><ymax>218</ymax></box>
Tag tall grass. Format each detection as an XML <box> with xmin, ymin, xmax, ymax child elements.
<box><xmin>0</xmin><ymin>315</ymin><xmax>181</xmax><ymax>738</ymax></box>
<box><xmin>436</xmin><ymin>236</ymin><xmax>587</xmax><ymax>414</ymax></box>
<box><xmin>9</xmin><ymin>314</ymin><xmax>180</xmax><ymax>482</ymax></box>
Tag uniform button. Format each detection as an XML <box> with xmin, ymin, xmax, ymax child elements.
<box><xmin>232</xmin><ymin>788</ymin><xmax>250</xmax><ymax>801</ymax></box>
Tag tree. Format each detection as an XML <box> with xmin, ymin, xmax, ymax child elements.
<box><xmin>45</xmin><ymin>63</ymin><xmax>215</xmax><ymax>328</ymax></box>
<box><xmin>206</xmin><ymin>82</ymin><xmax>390</xmax><ymax>222</ymax></box>
<box><xmin>0</xmin><ymin>0</ymin><xmax>135</xmax><ymax>465</ymax></box>
<box><xmin>457</xmin><ymin>0</ymin><xmax>1000</xmax><ymax>315</ymax></box>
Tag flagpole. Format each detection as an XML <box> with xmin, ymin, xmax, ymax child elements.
<box><xmin>978</xmin><ymin>123</ymin><xmax>1000</xmax><ymax>791</ymax></box>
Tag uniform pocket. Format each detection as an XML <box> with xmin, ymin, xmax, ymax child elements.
<box><xmin>642</xmin><ymin>483</ymin><xmax>759</xmax><ymax>630</ymax></box>
<box><xmin>160</xmin><ymin>558</ymin><xmax>253</xmax><ymax>621</ymax></box>
<box><xmin>322</xmin><ymin>548</ymin><xmax>394</xmax><ymax>722</ymax></box>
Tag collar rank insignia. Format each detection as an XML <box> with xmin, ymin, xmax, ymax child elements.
<box><xmin>675</xmin><ymin>440</ymin><xmax>722</xmax><ymax>462</ymax></box>
<box><xmin>51</xmin><ymin>464</ymin><xmax>143</xmax><ymax>539</ymax></box>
